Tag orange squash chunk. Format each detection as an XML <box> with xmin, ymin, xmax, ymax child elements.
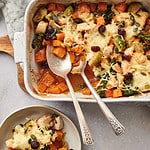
<box><xmin>52</xmin><ymin>47</ymin><xmax>66</xmax><ymax>58</ymax></box>
<box><xmin>97</xmin><ymin>2</ymin><xmax>107</xmax><ymax>11</ymax></box>
<box><xmin>48</xmin><ymin>3</ymin><xmax>56</xmax><ymax>11</ymax></box>
<box><xmin>115</xmin><ymin>2</ymin><xmax>127</xmax><ymax>12</ymax></box>
<box><xmin>56</xmin><ymin>32</ymin><xmax>65</xmax><ymax>41</ymax></box>
<box><xmin>81</xmin><ymin>88</ymin><xmax>91</xmax><ymax>95</ymax></box>
<box><xmin>113</xmin><ymin>88</ymin><xmax>123</xmax><ymax>98</ymax></box>
<box><xmin>58</xmin><ymin>82</ymin><xmax>68</xmax><ymax>92</ymax></box>
<box><xmin>40</xmin><ymin>72</ymin><xmax>55</xmax><ymax>87</ymax></box>
<box><xmin>46</xmin><ymin>85</ymin><xmax>61</xmax><ymax>94</ymax></box>
<box><xmin>35</xmin><ymin>48</ymin><xmax>46</xmax><ymax>63</ymax></box>
<box><xmin>52</xmin><ymin>40</ymin><xmax>63</xmax><ymax>47</ymax></box>
<box><xmin>77</xmin><ymin>2</ymin><xmax>90</xmax><ymax>13</ymax></box>
<box><xmin>37</xmin><ymin>82</ymin><xmax>47</xmax><ymax>93</ymax></box>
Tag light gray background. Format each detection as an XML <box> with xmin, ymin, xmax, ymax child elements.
<box><xmin>1</xmin><ymin>9</ymin><xmax>150</xmax><ymax>150</ymax></box>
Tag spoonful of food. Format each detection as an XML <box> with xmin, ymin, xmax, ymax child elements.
<box><xmin>46</xmin><ymin>45</ymin><xmax>94</xmax><ymax>145</ymax></box>
<box><xmin>72</xmin><ymin>61</ymin><xmax>125</xmax><ymax>136</ymax></box>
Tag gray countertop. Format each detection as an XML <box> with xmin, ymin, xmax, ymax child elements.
<box><xmin>1</xmin><ymin>5</ymin><xmax>150</xmax><ymax>150</ymax></box>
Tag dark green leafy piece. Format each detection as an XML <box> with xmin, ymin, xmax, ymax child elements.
<box><xmin>138</xmin><ymin>34</ymin><xmax>150</xmax><ymax>40</ymax></box>
<box><xmin>79</xmin><ymin>83</ymin><xmax>86</xmax><ymax>89</ymax></box>
<box><xmin>96</xmin><ymin>89</ymin><xmax>106</xmax><ymax>98</ymax></box>
<box><xmin>90</xmin><ymin>51</ymin><xmax>103</xmax><ymax>66</ymax></box>
<box><xmin>31</xmin><ymin>134</ymin><xmax>37</xmax><ymax>140</ymax></box>
<box><xmin>122</xmin><ymin>88</ymin><xmax>138</xmax><ymax>96</ymax></box>
<box><xmin>103</xmin><ymin>5</ymin><xmax>115</xmax><ymax>24</ymax></box>
<box><xmin>124</xmin><ymin>73</ymin><xmax>133</xmax><ymax>85</ymax></box>
<box><xmin>114</xmin><ymin>35</ymin><xmax>126</xmax><ymax>52</ymax></box>
<box><xmin>110</xmin><ymin>67</ymin><xmax>117</xmax><ymax>75</ymax></box>
<box><xmin>32</xmin><ymin>34</ymin><xmax>44</xmax><ymax>49</ymax></box>
<box><xmin>110</xmin><ymin>57</ymin><xmax>116</xmax><ymax>65</ymax></box>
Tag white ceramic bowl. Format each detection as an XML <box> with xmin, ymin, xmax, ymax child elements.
<box><xmin>14</xmin><ymin>0</ymin><xmax>150</xmax><ymax>102</ymax></box>
<box><xmin>0</xmin><ymin>105</ymin><xmax>81</xmax><ymax>150</ymax></box>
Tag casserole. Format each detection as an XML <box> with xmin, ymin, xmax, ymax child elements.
<box><xmin>14</xmin><ymin>0</ymin><xmax>150</xmax><ymax>102</ymax></box>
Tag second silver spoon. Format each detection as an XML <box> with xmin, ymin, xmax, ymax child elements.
<box><xmin>72</xmin><ymin>61</ymin><xmax>125</xmax><ymax>136</ymax></box>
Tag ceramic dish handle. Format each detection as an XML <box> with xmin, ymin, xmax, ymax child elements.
<box><xmin>14</xmin><ymin>32</ymin><xmax>25</xmax><ymax>64</ymax></box>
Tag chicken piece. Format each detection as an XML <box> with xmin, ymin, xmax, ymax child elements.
<box><xmin>124</xmin><ymin>46</ymin><xmax>134</xmax><ymax>56</ymax></box>
<box><xmin>53</xmin><ymin>116</ymin><xmax>64</xmax><ymax>130</ymax></box>
<box><xmin>36</xmin><ymin>21</ymin><xmax>48</xmax><ymax>33</ymax></box>
<box><xmin>103</xmin><ymin>45</ymin><xmax>113</xmax><ymax>57</ymax></box>
<box><xmin>6</xmin><ymin>139</ymin><xmax>14</xmax><ymax>149</ymax></box>
<box><xmin>112</xmin><ymin>63</ymin><xmax>122</xmax><ymax>73</ymax></box>
<box><xmin>37</xmin><ymin>114</ymin><xmax>54</xmax><ymax>129</ymax></box>
<box><xmin>133</xmin><ymin>52</ymin><xmax>147</xmax><ymax>64</ymax></box>
<box><xmin>121</xmin><ymin>60</ymin><xmax>130</xmax><ymax>75</ymax></box>
<box><xmin>101</xmin><ymin>58</ymin><xmax>110</xmax><ymax>70</ymax></box>
<box><xmin>117</xmin><ymin>73</ymin><xmax>124</xmax><ymax>88</ymax></box>
<box><xmin>106</xmin><ymin>76</ymin><xmax>118</xmax><ymax>89</ymax></box>
<box><xmin>115</xmin><ymin>12</ymin><xmax>131</xmax><ymax>26</ymax></box>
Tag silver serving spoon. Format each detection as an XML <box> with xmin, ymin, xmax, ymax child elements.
<box><xmin>46</xmin><ymin>45</ymin><xmax>94</xmax><ymax>145</ymax></box>
<box><xmin>72</xmin><ymin>61</ymin><xmax>125</xmax><ymax>136</ymax></box>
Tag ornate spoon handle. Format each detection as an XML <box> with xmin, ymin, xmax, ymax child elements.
<box><xmin>81</xmin><ymin>72</ymin><xmax>125</xmax><ymax>136</ymax></box>
<box><xmin>65</xmin><ymin>76</ymin><xmax>94</xmax><ymax>145</ymax></box>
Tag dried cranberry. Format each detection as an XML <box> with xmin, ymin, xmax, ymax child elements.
<box><xmin>91</xmin><ymin>46</ymin><xmax>100</xmax><ymax>52</ymax></box>
<box><xmin>124</xmin><ymin>73</ymin><xmax>133</xmax><ymax>85</ymax></box>
<box><xmin>125</xmin><ymin>73</ymin><xmax>133</xmax><ymax>80</ymax></box>
<box><xmin>74</xmin><ymin>18</ymin><xmax>83</xmax><ymax>24</ymax></box>
<box><xmin>46</xmin><ymin>25</ymin><xmax>54</xmax><ymax>34</ymax></box>
<box><xmin>98</xmin><ymin>25</ymin><xmax>106</xmax><ymax>34</ymax></box>
<box><xmin>31</xmin><ymin>141</ymin><xmax>40</xmax><ymax>149</ymax></box>
<box><xmin>122</xmin><ymin>54</ymin><xmax>131</xmax><ymax>61</ymax></box>
<box><xmin>118</xmin><ymin>28</ymin><xmax>126</xmax><ymax>37</ymax></box>
<box><xmin>44</xmin><ymin>32</ymin><xmax>51</xmax><ymax>40</ymax></box>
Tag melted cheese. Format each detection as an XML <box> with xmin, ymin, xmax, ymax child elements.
<box><xmin>133</xmin><ymin>71</ymin><xmax>150</xmax><ymax>91</ymax></box>
<box><xmin>6</xmin><ymin>120</ymin><xmax>57</xmax><ymax>149</ymax></box>
<box><xmin>45</xmin><ymin>4</ymin><xmax>150</xmax><ymax>94</ymax></box>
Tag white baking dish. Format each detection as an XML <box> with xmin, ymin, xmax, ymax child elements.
<box><xmin>14</xmin><ymin>0</ymin><xmax>150</xmax><ymax>102</ymax></box>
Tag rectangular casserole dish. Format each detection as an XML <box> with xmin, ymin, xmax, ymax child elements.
<box><xmin>14</xmin><ymin>0</ymin><xmax>150</xmax><ymax>102</ymax></box>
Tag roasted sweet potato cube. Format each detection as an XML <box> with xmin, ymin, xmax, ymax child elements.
<box><xmin>55</xmin><ymin>76</ymin><xmax>65</xmax><ymax>83</ymax></box>
<box><xmin>81</xmin><ymin>88</ymin><xmax>91</xmax><ymax>95</ymax></box>
<box><xmin>48</xmin><ymin>3</ymin><xmax>56</xmax><ymax>11</ymax></box>
<box><xmin>41</xmin><ymin>72</ymin><xmax>55</xmax><ymax>87</ymax></box>
<box><xmin>56</xmin><ymin>32</ymin><xmax>65</xmax><ymax>41</ymax></box>
<box><xmin>35</xmin><ymin>48</ymin><xmax>46</xmax><ymax>63</ymax></box>
<box><xmin>77</xmin><ymin>2</ymin><xmax>90</xmax><ymax>13</ymax></box>
<box><xmin>56</xmin><ymin>4</ymin><xmax>65</xmax><ymax>11</ymax></box>
<box><xmin>113</xmin><ymin>88</ymin><xmax>123</xmax><ymax>98</ymax></box>
<box><xmin>56</xmin><ymin>130</ymin><xmax>64</xmax><ymax>141</ymax></box>
<box><xmin>97</xmin><ymin>2</ymin><xmax>107</xmax><ymax>11</ymax></box>
<box><xmin>58</xmin><ymin>82</ymin><xmax>68</xmax><ymax>92</ymax></box>
<box><xmin>52</xmin><ymin>47</ymin><xmax>66</xmax><ymax>58</ymax></box>
<box><xmin>46</xmin><ymin>85</ymin><xmax>61</xmax><ymax>94</ymax></box>
<box><xmin>52</xmin><ymin>40</ymin><xmax>63</xmax><ymax>46</ymax></box>
<box><xmin>37</xmin><ymin>82</ymin><xmax>47</xmax><ymax>93</ymax></box>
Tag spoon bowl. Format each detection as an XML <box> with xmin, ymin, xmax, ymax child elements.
<box><xmin>46</xmin><ymin>45</ymin><xmax>94</xmax><ymax>145</ymax></box>
<box><xmin>46</xmin><ymin>45</ymin><xmax>71</xmax><ymax>78</ymax></box>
